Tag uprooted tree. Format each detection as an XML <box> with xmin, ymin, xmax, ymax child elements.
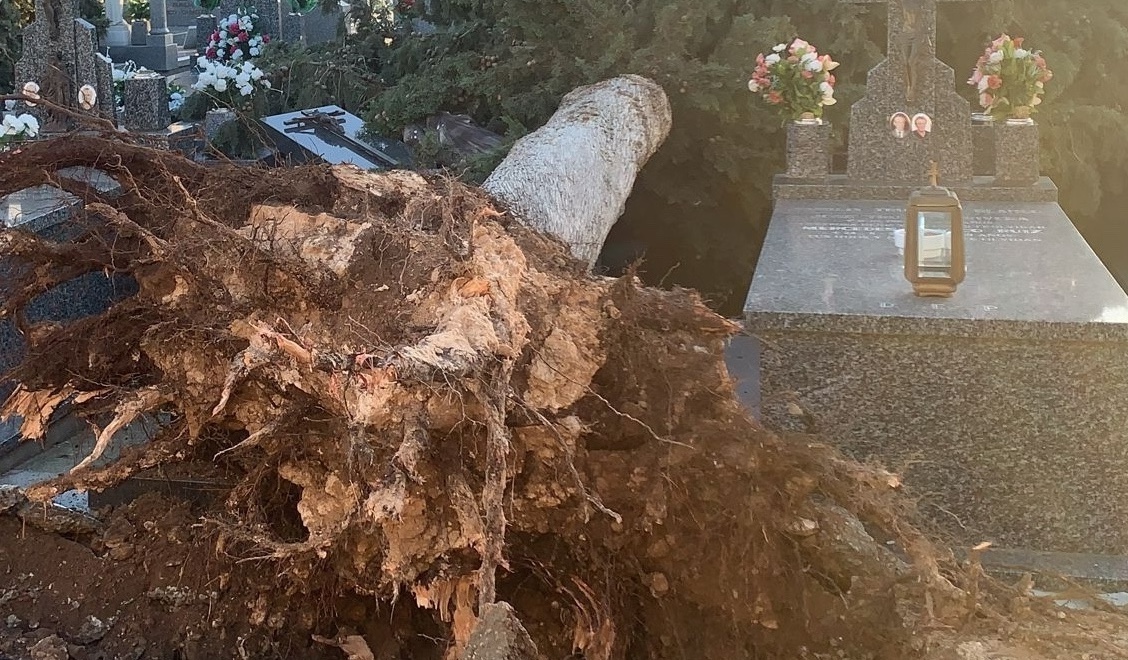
<box><xmin>0</xmin><ymin>76</ymin><xmax>1123</xmax><ymax>660</ymax></box>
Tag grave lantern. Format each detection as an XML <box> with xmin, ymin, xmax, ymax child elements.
<box><xmin>904</xmin><ymin>162</ymin><xmax>965</xmax><ymax>297</ymax></box>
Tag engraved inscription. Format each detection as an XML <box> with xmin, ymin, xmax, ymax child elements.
<box><xmin>794</xmin><ymin>206</ymin><xmax>1048</xmax><ymax>243</ymax></box>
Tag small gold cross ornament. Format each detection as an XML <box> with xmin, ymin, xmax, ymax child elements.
<box><xmin>928</xmin><ymin>161</ymin><xmax>940</xmax><ymax>187</ymax></box>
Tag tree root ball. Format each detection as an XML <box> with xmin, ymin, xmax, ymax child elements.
<box><xmin>0</xmin><ymin>136</ymin><xmax>1116</xmax><ymax>660</ymax></box>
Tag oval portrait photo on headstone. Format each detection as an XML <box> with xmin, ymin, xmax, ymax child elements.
<box><xmin>912</xmin><ymin>113</ymin><xmax>933</xmax><ymax>138</ymax></box>
<box><xmin>889</xmin><ymin>112</ymin><xmax>911</xmax><ymax>139</ymax></box>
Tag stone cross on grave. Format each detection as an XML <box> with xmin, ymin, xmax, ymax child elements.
<box><xmin>842</xmin><ymin>0</ymin><xmax>984</xmax><ymax>185</ymax></box>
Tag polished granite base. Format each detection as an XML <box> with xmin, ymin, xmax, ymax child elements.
<box><xmin>744</xmin><ymin>199</ymin><xmax>1128</xmax><ymax>553</ymax></box>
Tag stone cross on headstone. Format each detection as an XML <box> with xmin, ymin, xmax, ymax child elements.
<box><xmin>842</xmin><ymin>0</ymin><xmax>983</xmax><ymax>185</ymax></box>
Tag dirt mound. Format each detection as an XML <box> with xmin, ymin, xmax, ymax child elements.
<box><xmin>0</xmin><ymin>137</ymin><xmax>1126</xmax><ymax>659</ymax></box>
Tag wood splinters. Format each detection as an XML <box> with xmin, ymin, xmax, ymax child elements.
<box><xmin>212</xmin><ymin>347</ymin><xmax>272</xmax><ymax>417</ymax></box>
<box><xmin>1</xmin><ymin>385</ymin><xmax>76</xmax><ymax>441</ymax></box>
<box><xmin>71</xmin><ymin>387</ymin><xmax>171</xmax><ymax>473</ymax></box>
<box><xmin>213</xmin><ymin>421</ymin><xmax>280</xmax><ymax>460</ymax></box>
<box><xmin>257</xmin><ymin>325</ymin><xmax>313</xmax><ymax>365</ymax></box>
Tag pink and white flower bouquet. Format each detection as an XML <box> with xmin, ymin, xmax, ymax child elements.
<box><xmin>748</xmin><ymin>38</ymin><xmax>839</xmax><ymax>122</ymax></box>
<box><xmin>204</xmin><ymin>10</ymin><xmax>271</xmax><ymax>64</ymax></box>
<box><xmin>968</xmin><ymin>34</ymin><xmax>1052</xmax><ymax>121</ymax></box>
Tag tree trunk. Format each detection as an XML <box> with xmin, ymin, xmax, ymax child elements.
<box><xmin>482</xmin><ymin>74</ymin><xmax>672</xmax><ymax>267</ymax></box>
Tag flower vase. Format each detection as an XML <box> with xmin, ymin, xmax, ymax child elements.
<box><xmin>794</xmin><ymin>112</ymin><xmax>822</xmax><ymax>126</ymax></box>
<box><xmin>970</xmin><ymin>113</ymin><xmax>995</xmax><ymax>177</ymax></box>
<box><xmin>1005</xmin><ymin>106</ymin><xmax>1034</xmax><ymax>126</ymax></box>
<box><xmin>204</xmin><ymin>108</ymin><xmax>236</xmax><ymax>142</ymax></box>
<box><xmin>785</xmin><ymin>119</ymin><xmax>830</xmax><ymax>180</ymax></box>
<box><xmin>994</xmin><ymin>118</ymin><xmax>1039</xmax><ymax>186</ymax></box>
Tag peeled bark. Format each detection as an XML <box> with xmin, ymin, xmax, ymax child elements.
<box><xmin>482</xmin><ymin>74</ymin><xmax>672</xmax><ymax>266</ymax></box>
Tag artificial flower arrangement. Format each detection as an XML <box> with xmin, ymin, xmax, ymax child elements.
<box><xmin>204</xmin><ymin>10</ymin><xmax>271</xmax><ymax>64</ymax></box>
<box><xmin>168</xmin><ymin>82</ymin><xmax>186</xmax><ymax>114</ymax></box>
<box><xmin>748</xmin><ymin>38</ymin><xmax>839</xmax><ymax>122</ymax></box>
<box><xmin>191</xmin><ymin>57</ymin><xmax>273</xmax><ymax>110</ymax></box>
<box><xmin>0</xmin><ymin>106</ymin><xmax>39</xmax><ymax>150</ymax></box>
<box><xmin>968</xmin><ymin>34</ymin><xmax>1052</xmax><ymax>121</ymax></box>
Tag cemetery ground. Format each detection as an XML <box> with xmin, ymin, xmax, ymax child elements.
<box><xmin>2</xmin><ymin>138</ymin><xmax>1128</xmax><ymax>660</ymax></box>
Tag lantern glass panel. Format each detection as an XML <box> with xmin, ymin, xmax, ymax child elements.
<box><xmin>916</xmin><ymin>210</ymin><xmax>953</xmax><ymax>279</ymax></box>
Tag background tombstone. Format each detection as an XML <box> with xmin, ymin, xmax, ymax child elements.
<box><xmin>219</xmin><ymin>0</ymin><xmax>283</xmax><ymax>41</ymax></box>
<box><xmin>298</xmin><ymin>3</ymin><xmax>345</xmax><ymax>45</ymax></box>
<box><xmin>123</xmin><ymin>73</ymin><xmax>171</xmax><ymax>131</ymax></box>
<box><xmin>841</xmin><ymin>0</ymin><xmax>981</xmax><ymax>184</ymax></box>
<box><xmin>167</xmin><ymin>0</ymin><xmax>206</xmax><ymax>26</ymax></box>
<box><xmin>104</xmin><ymin>0</ymin><xmax>131</xmax><ymax>45</ymax></box>
<box><xmin>282</xmin><ymin>7</ymin><xmax>344</xmax><ymax>45</ymax></box>
<box><xmin>122</xmin><ymin>73</ymin><xmax>198</xmax><ymax>154</ymax></box>
<box><xmin>281</xmin><ymin>10</ymin><xmax>303</xmax><ymax>43</ymax></box>
<box><xmin>14</xmin><ymin>0</ymin><xmax>100</xmax><ymax>130</ymax></box>
<box><xmin>94</xmin><ymin>54</ymin><xmax>117</xmax><ymax>121</ymax></box>
<box><xmin>198</xmin><ymin>14</ymin><xmax>219</xmax><ymax>56</ymax></box>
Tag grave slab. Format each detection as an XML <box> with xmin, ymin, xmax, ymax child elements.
<box><xmin>744</xmin><ymin>199</ymin><xmax>1128</xmax><ymax>553</ymax></box>
<box><xmin>56</xmin><ymin>167</ymin><xmax>124</xmax><ymax>199</ymax></box>
<box><xmin>260</xmin><ymin>105</ymin><xmax>412</xmax><ymax>170</ymax></box>
<box><xmin>1</xmin><ymin>185</ymin><xmax>83</xmax><ymax>233</ymax></box>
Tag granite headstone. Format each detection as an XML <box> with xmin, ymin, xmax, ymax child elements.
<box><xmin>73</xmin><ymin>18</ymin><xmax>98</xmax><ymax>94</ymax></box>
<box><xmin>841</xmin><ymin>0</ymin><xmax>982</xmax><ymax>184</ymax></box>
<box><xmin>776</xmin><ymin>0</ymin><xmax>1055</xmax><ymax>202</ymax></box>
